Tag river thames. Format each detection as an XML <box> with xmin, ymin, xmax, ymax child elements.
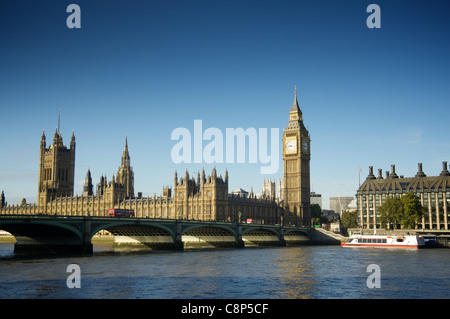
<box><xmin>0</xmin><ymin>242</ymin><xmax>449</xmax><ymax>299</ymax></box>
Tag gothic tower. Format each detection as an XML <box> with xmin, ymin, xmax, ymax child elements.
<box><xmin>262</xmin><ymin>178</ymin><xmax>276</xmax><ymax>199</ymax></box>
<box><xmin>0</xmin><ymin>191</ymin><xmax>6</xmax><ymax>208</ymax></box>
<box><xmin>82</xmin><ymin>169</ymin><xmax>93</xmax><ymax>197</ymax></box>
<box><xmin>282</xmin><ymin>87</ymin><xmax>311</xmax><ymax>226</ymax></box>
<box><xmin>37</xmin><ymin>128</ymin><xmax>76</xmax><ymax>211</ymax></box>
<box><xmin>115</xmin><ymin>137</ymin><xmax>134</xmax><ymax>198</ymax></box>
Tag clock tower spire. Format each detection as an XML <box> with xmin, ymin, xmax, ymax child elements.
<box><xmin>290</xmin><ymin>86</ymin><xmax>302</xmax><ymax>120</ymax></box>
<box><xmin>282</xmin><ymin>87</ymin><xmax>311</xmax><ymax>226</ymax></box>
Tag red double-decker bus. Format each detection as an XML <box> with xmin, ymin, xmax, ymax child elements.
<box><xmin>108</xmin><ymin>208</ymin><xmax>135</xmax><ymax>217</ymax></box>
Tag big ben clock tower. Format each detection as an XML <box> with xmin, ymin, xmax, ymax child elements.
<box><xmin>282</xmin><ymin>87</ymin><xmax>311</xmax><ymax>226</ymax></box>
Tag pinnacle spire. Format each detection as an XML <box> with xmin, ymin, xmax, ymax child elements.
<box><xmin>291</xmin><ymin>86</ymin><xmax>301</xmax><ymax>113</ymax></box>
<box><xmin>289</xmin><ymin>85</ymin><xmax>303</xmax><ymax>122</ymax></box>
<box><xmin>121</xmin><ymin>136</ymin><xmax>130</xmax><ymax>167</ymax></box>
<box><xmin>70</xmin><ymin>129</ymin><xmax>75</xmax><ymax>147</ymax></box>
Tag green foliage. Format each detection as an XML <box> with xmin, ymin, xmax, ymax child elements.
<box><xmin>378</xmin><ymin>192</ymin><xmax>424</xmax><ymax>229</ymax></box>
<box><xmin>310</xmin><ymin>204</ymin><xmax>322</xmax><ymax>219</ymax></box>
<box><xmin>400</xmin><ymin>192</ymin><xmax>425</xmax><ymax>229</ymax></box>
<box><xmin>378</xmin><ymin>196</ymin><xmax>403</xmax><ymax>228</ymax></box>
<box><xmin>341</xmin><ymin>210</ymin><xmax>358</xmax><ymax>229</ymax></box>
<box><xmin>310</xmin><ymin>203</ymin><xmax>328</xmax><ymax>226</ymax></box>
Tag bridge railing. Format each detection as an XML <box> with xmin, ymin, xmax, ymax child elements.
<box><xmin>0</xmin><ymin>214</ymin><xmax>309</xmax><ymax>230</ymax></box>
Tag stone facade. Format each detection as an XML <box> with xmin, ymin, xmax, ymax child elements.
<box><xmin>281</xmin><ymin>88</ymin><xmax>311</xmax><ymax>226</ymax></box>
<box><xmin>37</xmin><ymin>128</ymin><xmax>76</xmax><ymax>211</ymax></box>
<box><xmin>357</xmin><ymin>162</ymin><xmax>450</xmax><ymax>230</ymax></box>
<box><xmin>1</xmin><ymin>90</ymin><xmax>312</xmax><ymax>226</ymax></box>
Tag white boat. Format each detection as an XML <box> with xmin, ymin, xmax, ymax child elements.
<box><xmin>341</xmin><ymin>234</ymin><xmax>425</xmax><ymax>248</ymax></box>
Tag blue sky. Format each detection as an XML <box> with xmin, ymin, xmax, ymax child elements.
<box><xmin>1</xmin><ymin>0</ymin><xmax>449</xmax><ymax>209</ymax></box>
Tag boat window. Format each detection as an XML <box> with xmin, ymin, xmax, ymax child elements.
<box><xmin>357</xmin><ymin>238</ymin><xmax>389</xmax><ymax>244</ymax></box>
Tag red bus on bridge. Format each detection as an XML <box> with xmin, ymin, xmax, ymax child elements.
<box><xmin>108</xmin><ymin>209</ymin><xmax>135</xmax><ymax>217</ymax></box>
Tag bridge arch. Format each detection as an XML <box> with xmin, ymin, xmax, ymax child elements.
<box><xmin>181</xmin><ymin>224</ymin><xmax>238</xmax><ymax>238</ymax></box>
<box><xmin>284</xmin><ymin>229</ymin><xmax>310</xmax><ymax>237</ymax></box>
<box><xmin>0</xmin><ymin>219</ymin><xmax>85</xmax><ymax>254</ymax></box>
<box><xmin>283</xmin><ymin>229</ymin><xmax>311</xmax><ymax>245</ymax></box>
<box><xmin>181</xmin><ymin>224</ymin><xmax>241</xmax><ymax>248</ymax></box>
<box><xmin>89</xmin><ymin>221</ymin><xmax>175</xmax><ymax>241</ymax></box>
<box><xmin>242</xmin><ymin>227</ymin><xmax>284</xmax><ymax>246</ymax></box>
<box><xmin>0</xmin><ymin>220</ymin><xmax>83</xmax><ymax>240</ymax></box>
<box><xmin>242</xmin><ymin>227</ymin><xmax>282</xmax><ymax>238</ymax></box>
<box><xmin>90</xmin><ymin>221</ymin><xmax>178</xmax><ymax>250</ymax></box>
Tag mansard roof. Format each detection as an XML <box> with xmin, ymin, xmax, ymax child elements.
<box><xmin>358</xmin><ymin>162</ymin><xmax>450</xmax><ymax>194</ymax></box>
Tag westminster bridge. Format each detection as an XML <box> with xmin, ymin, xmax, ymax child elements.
<box><xmin>0</xmin><ymin>215</ymin><xmax>312</xmax><ymax>254</ymax></box>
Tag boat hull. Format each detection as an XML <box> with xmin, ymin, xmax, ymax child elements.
<box><xmin>340</xmin><ymin>242</ymin><xmax>420</xmax><ymax>248</ymax></box>
<box><xmin>341</xmin><ymin>234</ymin><xmax>425</xmax><ymax>249</ymax></box>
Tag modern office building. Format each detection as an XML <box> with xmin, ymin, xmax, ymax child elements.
<box><xmin>310</xmin><ymin>192</ymin><xmax>322</xmax><ymax>208</ymax></box>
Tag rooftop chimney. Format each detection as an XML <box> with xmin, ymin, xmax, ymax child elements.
<box><xmin>440</xmin><ymin>161</ymin><xmax>450</xmax><ymax>176</ymax></box>
<box><xmin>367</xmin><ymin>166</ymin><xmax>376</xmax><ymax>179</ymax></box>
<box><xmin>390</xmin><ymin>165</ymin><xmax>398</xmax><ymax>178</ymax></box>
<box><xmin>415</xmin><ymin>163</ymin><xmax>426</xmax><ymax>178</ymax></box>
<box><xmin>377</xmin><ymin>168</ymin><xmax>383</xmax><ymax>179</ymax></box>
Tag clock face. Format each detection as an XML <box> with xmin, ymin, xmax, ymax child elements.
<box><xmin>303</xmin><ymin>141</ymin><xmax>309</xmax><ymax>153</ymax></box>
<box><xmin>285</xmin><ymin>139</ymin><xmax>297</xmax><ymax>153</ymax></box>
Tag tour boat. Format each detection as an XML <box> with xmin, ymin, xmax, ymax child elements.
<box><xmin>341</xmin><ymin>234</ymin><xmax>425</xmax><ymax>248</ymax></box>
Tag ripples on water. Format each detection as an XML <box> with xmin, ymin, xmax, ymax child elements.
<box><xmin>0</xmin><ymin>243</ymin><xmax>449</xmax><ymax>299</ymax></box>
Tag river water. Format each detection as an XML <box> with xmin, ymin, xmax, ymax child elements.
<box><xmin>0</xmin><ymin>243</ymin><xmax>449</xmax><ymax>299</ymax></box>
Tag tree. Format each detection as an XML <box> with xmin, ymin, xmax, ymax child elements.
<box><xmin>341</xmin><ymin>210</ymin><xmax>358</xmax><ymax>229</ymax></box>
<box><xmin>310</xmin><ymin>203</ymin><xmax>327</xmax><ymax>226</ymax></box>
<box><xmin>378</xmin><ymin>196</ymin><xmax>403</xmax><ymax>229</ymax></box>
<box><xmin>311</xmin><ymin>204</ymin><xmax>321</xmax><ymax>219</ymax></box>
<box><xmin>378</xmin><ymin>193</ymin><xmax>425</xmax><ymax>229</ymax></box>
<box><xmin>400</xmin><ymin>192</ymin><xmax>425</xmax><ymax>229</ymax></box>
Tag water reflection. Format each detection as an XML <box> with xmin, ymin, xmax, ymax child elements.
<box><xmin>0</xmin><ymin>243</ymin><xmax>14</xmax><ymax>258</ymax></box>
<box><xmin>1</xmin><ymin>243</ymin><xmax>449</xmax><ymax>299</ymax></box>
<box><xmin>274</xmin><ymin>247</ymin><xmax>315</xmax><ymax>298</ymax></box>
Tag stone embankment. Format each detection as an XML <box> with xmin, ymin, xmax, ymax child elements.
<box><xmin>311</xmin><ymin>228</ymin><xmax>346</xmax><ymax>245</ymax></box>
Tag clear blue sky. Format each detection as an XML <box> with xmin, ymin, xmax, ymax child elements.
<box><xmin>1</xmin><ymin>0</ymin><xmax>449</xmax><ymax>209</ymax></box>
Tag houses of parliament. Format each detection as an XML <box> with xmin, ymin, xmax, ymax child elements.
<box><xmin>0</xmin><ymin>90</ymin><xmax>312</xmax><ymax>226</ymax></box>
